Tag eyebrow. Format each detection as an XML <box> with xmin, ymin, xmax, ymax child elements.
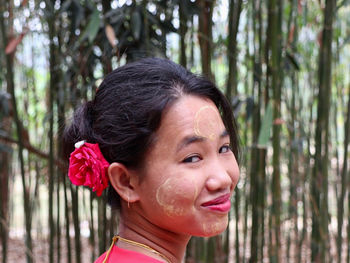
<box><xmin>176</xmin><ymin>130</ymin><xmax>229</xmax><ymax>153</ymax></box>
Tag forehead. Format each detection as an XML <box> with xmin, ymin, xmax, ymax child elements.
<box><xmin>154</xmin><ymin>95</ymin><xmax>225</xmax><ymax>145</ymax></box>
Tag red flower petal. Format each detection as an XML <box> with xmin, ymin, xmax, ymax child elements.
<box><xmin>68</xmin><ymin>142</ymin><xmax>110</xmax><ymax>196</ymax></box>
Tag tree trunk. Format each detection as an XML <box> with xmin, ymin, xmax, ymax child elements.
<box><xmin>71</xmin><ymin>185</ymin><xmax>82</xmax><ymax>263</ymax></box>
<box><xmin>0</xmin><ymin>0</ymin><xmax>33</xmax><ymax>262</ymax></box>
<box><xmin>285</xmin><ymin>1</ymin><xmax>300</xmax><ymax>261</ymax></box>
<box><xmin>101</xmin><ymin>0</ymin><xmax>113</xmax><ymax>74</ymax></box>
<box><xmin>98</xmin><ymin>196</ymin><xmax>107</xmax><ymax>255</ymax></box>
<box><xmin>197</xmin><ymin>0</ymin><xmax>215</xmax><ymax>79</ymax></box>
<box><xmin>189</xmin><ymin>15</ymin><xmax>195</xmax><ymax>68</ymax></box>
<box><xmin>0</xmin><ymin>4</ymin><xmax>12</xmax><ymax>260</ymax></box>
<box><xmin>0</xmin><ymin>116</ymin><xmax>11</xmax><ymax>263</ymax></box>
<box><xmin>56</xmin><ymin>55</ymin><xmax>65</xmax><ymax>263</ymax></box>
<box><xmin>63</xmin><ymin>175</ymin><xmax>72</xmax><ymax>263</ymax></box>
<box><xmin>89</xmin><ymin>192</ymin><xmax>96</xmax><ymax>262</ymax></box>
<box><xmin>338</xmin><ymin>84</ymin><xmax>350</xmax><ymax>261</ymax></box>
<box><xmin>142</xmin><ymin>0</ymin><xmax>150</xmax><ymax>55</ymax></box>
<box><xmin>249</xmin><ymin>1</ymin><xmax>266</xmax><ymax>262</ymax></box>
<box><xmin>311</xmin><ymin>0</ymin><xmax>335</xmax><ymax>262</ymax></box>
<box><xmin>206</xmin><ymin>236</ymin><xmax>215</xmax><ymax>263</ymax></box>
<box><xmin>48</xmin><ymin>3</ymin><xmax>57</xmax><ymax>261</ymax></box>
<box><xmin>268</xmin><ymin>0</ymin><xmax>283</xmax><ymax>261</ymax></box>
<box><xmin>178</xmin><ymin>0</ymin><xmax>188</xmax><ymax>68</ymax></box>
<box><xmin>234</xmin><ymin>188</ymin><xmax>240</xmax><ymax>263</ymax></box>
<box><xmin>226</xmin><ymin>0</ymin><xmax>243</xmax><ymax>101</ymax></box>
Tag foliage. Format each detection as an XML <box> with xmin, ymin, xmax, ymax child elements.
<box><xmin>1</xmin><ymin>0</ymin><xmax>350</xmax><ymax>262</ymax></box>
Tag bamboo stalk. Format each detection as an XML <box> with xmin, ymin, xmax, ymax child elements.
<box><xmin>179</xmin><ymin>0</ymin><xmax>188</xmax><ymax>68</ymax></box>
<box><xmin>311</xmin><ymin>0</ymin><xmax>336</xmax><ymax>261</ymax></box>
<box><xmin>0</xmin><ymin>0</ymin><xmax>33</xmax><ymax>261</ymax></box>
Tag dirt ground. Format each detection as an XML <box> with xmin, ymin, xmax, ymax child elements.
<box><xmin>0</xmin><ymin>230</ymin><xmax>347</xmax><ymax>263</ymax></box>
<box><xmin>0</xmin><ymin>236</ymin><xmax>96</xmax><ymax>263</ymax></box>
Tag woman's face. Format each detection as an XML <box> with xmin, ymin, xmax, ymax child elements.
<box><xmin>134</xmin><ymin>95</ymin><xmax>239</xmax><ymax>237</ymax></box>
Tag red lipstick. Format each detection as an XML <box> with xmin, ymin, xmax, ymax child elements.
<box><xmin>201</xmin><ymin>193</ymin><xmax>231</xmax><ymax>213</ymax></box>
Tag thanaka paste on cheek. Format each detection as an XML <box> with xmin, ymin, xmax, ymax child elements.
<box><xmin>194</xmin><ymin>106</ymin><xmax>223</xmax><ymax>140</ymax></box>
<box><xmin>156</xmin><ymin>176</ymin><xmax>198</xmax><ymax>216</ymax></box>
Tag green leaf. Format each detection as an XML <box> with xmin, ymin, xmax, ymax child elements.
<box><xmin>76</xmin><ymin>7</ymin><xmax>100</xmax><ymax>47</ymax></box>
<box><xmin>257</xmin><ymin>102</ymin><xmax>273</xmax><ymax>148</ymax></box>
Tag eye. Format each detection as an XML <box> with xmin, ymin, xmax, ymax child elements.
<box><xmin>219</xmin><ymin>145</ymin><xmax>231</xmax><ymax>154</ymax></box>
<box><xmin>183</xmin><ymin>155</ymin><xmax>202</xmax><ymax>163</ymax></box>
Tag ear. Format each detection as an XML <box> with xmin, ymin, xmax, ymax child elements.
<box><xmin>108</xmin><ymin>162</ymin><xmax>140</xmax><ymax>203</ymax></box>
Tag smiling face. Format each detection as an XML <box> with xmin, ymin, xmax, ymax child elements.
<box><xmin>133</xmin><ymin>95</ymin><xmax>239</xmax><ymax>237</ymax></box>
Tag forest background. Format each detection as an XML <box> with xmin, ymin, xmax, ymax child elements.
<box><xmin>0</xmin><ymin>0</ymin><xmax>349</xmax><ymax>262</ymax></box>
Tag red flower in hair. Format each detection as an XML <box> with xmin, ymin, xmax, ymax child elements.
<box><xmin>68</xmin><ymin>141</ymin><xmax>109</xmax><ymax>196</ymax></box>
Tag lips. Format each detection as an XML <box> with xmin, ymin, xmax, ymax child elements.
<box><xmin>201</xmin><ymin>193</ymin><xmax>231</xmax><ymax>213</ymax></box>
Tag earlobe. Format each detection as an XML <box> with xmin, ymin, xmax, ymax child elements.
<box><xmin>108</xmin><ymin>162</ymin><xmax>140</xmax><ymax>203</ymax></box>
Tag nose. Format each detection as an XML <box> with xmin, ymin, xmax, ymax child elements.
<box><xmin>205</xmin><ymin>159</ymin><xmax>235</xmax><ymax>192</ymax></box>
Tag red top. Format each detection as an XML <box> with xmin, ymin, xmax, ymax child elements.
<box><xmin>94</xmin><ymin>245</ymin><xmax>165</xmax><ymax>263</ymax></box>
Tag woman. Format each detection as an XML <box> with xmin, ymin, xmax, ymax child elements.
<box><xmin>64</xmin><ymin>58</ymin><xmax>240</xmax><ymax>263</ymax></box>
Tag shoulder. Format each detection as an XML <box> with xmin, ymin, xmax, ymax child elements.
<box><xmin>94</xmin><ymin>245</ymin><xmax>165</xmax><ymax>263</ymax></box>
<box><xmin>94</xmin><ymin>251</ymin><xmax>107</xmax><ymax>263</ymax></box>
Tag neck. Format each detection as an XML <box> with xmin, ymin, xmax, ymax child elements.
<box><xmin>117</xmin><ymin>207</ymin><xmax>191</xmax><ymax>263</ymax></box>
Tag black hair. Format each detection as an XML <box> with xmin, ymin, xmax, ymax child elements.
<box><xmin>63</xmin><ymin>57</ymin><xmax>239</xmax><ymax>209</ymax></box>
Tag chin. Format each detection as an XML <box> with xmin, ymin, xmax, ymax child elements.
<box><xmin>191</xmin><ymin>216</ymin><xmax>229</xmax><ymax>237</ymax></box>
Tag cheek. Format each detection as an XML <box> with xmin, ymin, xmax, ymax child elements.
<box><xmin>156</xmin><ymin>175</ymin><xmax>198</xmax><ymax>216</ymax></box>
<box><xmin>230</xmin><ymin>161</ymin><xmax>240</xmax><ymax>189</ymax></box>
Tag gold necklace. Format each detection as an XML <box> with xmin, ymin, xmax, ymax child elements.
<box><xmin>103</xmin><ymin>235</ymin><xmax>172</xmax><ymax>263</ymax></box>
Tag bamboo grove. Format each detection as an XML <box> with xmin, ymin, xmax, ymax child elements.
<box><xmin>0</xmin><ymin>0</ymin><xmax>349</xmax><ymax>262</ymax></box>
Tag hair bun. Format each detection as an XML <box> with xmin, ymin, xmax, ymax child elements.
<box><xmin>63</xmin><ymin>101</ymin><xmax>95</xmax><ymax>159</ymax></box>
